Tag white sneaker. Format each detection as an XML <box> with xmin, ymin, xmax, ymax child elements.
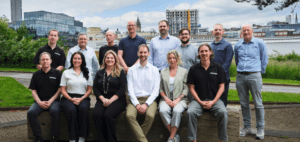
<box><xmin>174</xmin><ymin>134</ymin><xmax>180</xmax><ymax>142</ymax></box>
<box><xmin>256</xmin><ymin>129</ymin><xmax>265</xmax><ymax>139</ymax></box>
<box><xmin>240</xmin><ymin>127</ymin><xmax>251</xmax><ymax>137</ymax></box>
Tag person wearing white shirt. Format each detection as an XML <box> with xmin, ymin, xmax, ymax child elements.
<box><xmin>126</xmin><ymin>44</ymin><xmax>160</xmax><ymax>142</ymax></box>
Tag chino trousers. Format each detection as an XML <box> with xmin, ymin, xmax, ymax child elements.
<box><xmin>61</xmin><ymin>94</ymin><xmax>90</xmax><ymax>140</ymax></box>
<box><xmin>159</xmin><ymin>101</ymin><xmax>185</xmax><ymax>128</ymax></box>
<box><xmin>27</xmin><ymin>101</ymin><xmax>60</xmax><ymax>138</ymax></box>
<box><xmin>126</xmin><ymin>96</ymin><xmax>157</xmax><ymax>142</ymax></box>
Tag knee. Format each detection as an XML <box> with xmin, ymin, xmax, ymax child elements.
<box><xmin>218</xmin><ymin>109</ymin><xmax>228</xmax><ymax>118</ymax></box>
<box><xmin>78</xmin><ymin>106</ymin><xmax>89</xmax><ymax>114</ymax></box>
<box><xmin>159</xmin><ymin>108</ymin><xmax>168</xmax><ymax>115</ymax></box>
<box><xmin>93</xmin><ymin>110</ymin><xmax>104</xmax><ymax>119</ymax></box>
<box><xmin>186</xmin><ymin>109</ymin><xmax>195</xmax><ymax>116</ymax></box>
<box><xmin>146</xmin><ymin>113</ymin><xmax>155</xmax><ymax>120</ymax></box>
<box><xmin>172</xmin><ymin>109</ymin><xmax>182</xmax><ymax>116</ymax></box>
<box><xmin>126</xmin><ymin>112</ymin><xmax>136</xmax><ymax>120</ymax></box>
<box><xmin>27</xmin><ymin>110</ymin><xmax>36</xmax><ymax>118</ymax></box>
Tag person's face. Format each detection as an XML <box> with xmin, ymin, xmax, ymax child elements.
<box><xmin>168</xmin><ymin>53</ymin><xmax>177</xmax><ymax>67</ymax></box>
<box><xmin>212</xmin><ymin>25</ymin><xmax>224</xmax><ymax>39</ymax></box>
<box><xmin>105</xmin><ymin>31</ymin><xmax>115</xmax><ymax>43</ymax></box>
<box><xmin>72</xmin><ymin>54</ymin><xmax>82</xmax><ymax>68</ymax></box>
<box><xmin>199</xmin><ymin>45</ymin><xmax>212</xmax><ymax>61</ymax></box>
<box><xmin>158</xmin><ymin>21</ymin><xmax>169</xmax><ymax>34</ymax></box>
<box><xmin>48</xmin><ymin>31</ymin><xmax>59</xmax><ymax>44</ymax></box>
<box><xmin>127</xmin><ymin>21</ymin><xmax>137</xmax><ymax>33</ymax></box>
<box><xmin>105</xmin><ymin>53</ymin><xmax>115</xmax><ymax>67</ymax></box>
<box><xmin>39</xmin><ymin>54</ymin><xmax>52</xmax><ymax>68</ymax></box>
<box><xmin>138</xmin><ymin>46</ymin><xmax>150</xmax><ymax>62</ymax></box>
<box><xmin>78</xmin><ymin>35</ymin><xmax>88</xmax><ymax>48</ymax></box>
<box><xmin>242</xmin><ymin>26</ymin><xmax>253</xmax><ymax>41</ymax></box>
<box><xmin>179</xmin><ymin>30</ymin><xmax>191</xmax><ymax>43</ymax></box>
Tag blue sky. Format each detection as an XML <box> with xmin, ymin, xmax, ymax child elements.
<box><xmin>1</xmin><ymin>0</ymin><xmax>300</xmax><ymax>33</ymax></box>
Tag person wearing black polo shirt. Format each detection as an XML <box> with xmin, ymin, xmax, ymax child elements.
<box><xmin>33</xmin><ymin>29</ymin><xmax>66</xmax><ymax>71</ymax></box>
<box><xmin>99</xmin><ymin>30</ymin><xmax>118</xmax><ymax>68</ymax></box>
<box><xmin>28</xmin><ymin>52</ymin><xmax>62</xmax><ymax>142</ymax></box>
<box><xmin>186</xmin><ymin>43</ymin><xmax>228</xmax><ymax>142</ymax></box>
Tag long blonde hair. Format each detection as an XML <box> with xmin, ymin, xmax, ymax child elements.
<box><xmin>102</xmin><ymin>50</ymin><xmax>123</xmax><ymax>77</ymax></box>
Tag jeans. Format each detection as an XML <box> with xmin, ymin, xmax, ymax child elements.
<box><xmin>220</xmin><ymin>80</ymin><xmax>230</xmax><ymax>107</ymax></box>
<box><xmin>27</xmin><ymin>101</ymin><xmax>60</xmax><ymax>137</ymax></box>
<box><xmin>236</xmin><ymin>72</ymin><xmax>265</xmax><ymax>129</ymax></box>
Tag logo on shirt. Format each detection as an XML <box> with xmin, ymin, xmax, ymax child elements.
<box><xmin>54</xmin><ymin>52</ymin><xmax>60</xmax><ymax>56</ymax></box>
<box><xmin>49</xmin><ymin>76</ymin><xmax>56</xmax><ymax>79</ymax></box>
<box><xmin>210</xmin><ymin>72</ymin><xmax>218</xmax><ymax>75</ymax></box>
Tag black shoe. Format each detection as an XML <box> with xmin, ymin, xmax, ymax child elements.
<box><xmin>33</xmin><ymin>136</ymin><xmax>44</xmax><ymax>142</ymax></box>
<box><xmin>50</xmin><ymin>136</ymin><xmax>58</xmax><ymax>142</ymax></box>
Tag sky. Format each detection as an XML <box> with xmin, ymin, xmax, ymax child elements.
<box><xmin>1</xmin><ymin>0</ymin><xmax>300</xmax><ymax>33</ymax></box>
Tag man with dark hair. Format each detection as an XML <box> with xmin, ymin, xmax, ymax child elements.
<box><xmin>28</xmin><ymin>52</ymin><xmax>62</xmax><ymax>142</ymax></box>
<box><xmin>99</xmin><ymin>30</ymin><xmax>118</xmax><ymax>68</ymax></box>
<box><xmin>33</xmin><ymin>29</ymin><xmax>66</xmax><ymax>71</ymax></box>
<box><xmin>186</xmin><ymin>43</ymin><xmax>228</xmax><ymax>142</ymax></box>
<box><xmin>210</xmin><ymin>23</ymin><xmax>234</xmax><ymax>107</ymax></box>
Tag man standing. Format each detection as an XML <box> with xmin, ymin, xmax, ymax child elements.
<box><xmin>126</xmin><ymin>44</ymin><xmax>160</xmax><ymax>142</ymax></box>
<box><xmin>186</xmin><ymin>43</ymin><xmax>228</xmax><ymax>142</ymax></box>
<box><xmin>118</xmin><ymin>20</ymin><xmax>146</xmax><ymax>74</ymax></box>
<box><xmin>65</xmin><ymin>33</ymin><xmax>99</xmax><ymax>79</ymax></box>
<box><xmin>99</xmin><ymin>30</ymin><xmax>118</xmax><ymax>68</ymax></box>
<box><xmin>148</xmin><ymin>20</ymin><xmax>181</xmax><ymax>71</ymax></box>
<box><xmin>235</xmin><ymin>24</ymin><xmax>268</xmax><ymax>140</ymax></box>
<box><xmin>28</xmin><ymin>52</ymin><xmax>62</xmax><ymax>142</ymax></box>
<box><xmin>33</xmin><ymin>29</ymin><xmax>66</xmax><ymax>71</ymax></box>
<box><xmin>210</xmin><ymin>23</ymin><xmax>234</xmax><ymax>107</ymax></box>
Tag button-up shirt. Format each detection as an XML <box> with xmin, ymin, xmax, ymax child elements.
<box><xmin>176</xmin><ymin>43</ymin><xmax>200</xmax><ymax>71</ymax></box>
<box><xmin>234</xmin><ymin>37</ymin><xmax>268</xmax><ymax>73</ymax></box>
<box><xmin>65</xmin><ymin>45</ymin><xmax>100</xmax><ymax>78</ymax></box>
<box><xmin>210</xmin><ymin>38</ymin><xmax>234</xmax><ymax>81</ymax></box>
<box><xmin>127</xmin><ymin>62</ymin><xmax>160</xmax><ymax>106</ymax></box>
<box><xmin>148</xmin><ymin>35</ymin><xmax>181</xmax><ymax>71</ymax></box>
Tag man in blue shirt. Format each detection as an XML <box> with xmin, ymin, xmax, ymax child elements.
<box><xmin>210</xmin><ymin>23</ymin><xmax>233</xmax><ymax>107</ymax></box>
<box><xmin>118</xmin><ymin>20</ymin><xmax>146</xmax><ymax>74</ymax></box>
<box><xmin>148</xmin><ymin>20</ymin><xmax>181</xmax><ymax>71</ymax></box>
<box><xmin>234</xmin><ymin>24</ymin><xmax>268</xmax><ymax>140</ymax></box>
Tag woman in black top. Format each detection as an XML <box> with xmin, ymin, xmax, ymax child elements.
<box><xmin>93</xmin><ymin>50</ymin><xmax>127</xmax><ymax>142</ymax></box>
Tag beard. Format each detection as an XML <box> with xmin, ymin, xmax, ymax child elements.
<box><xmin>181</xmin><ymin>38</ymin><xmax>190</xmax><ymax>44</ymax></box>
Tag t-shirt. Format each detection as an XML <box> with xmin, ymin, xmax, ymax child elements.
<box><xmin>33</xmin><ymin>44</ymin><xmax>66</xmax><ymax>69</ymax></box>
<box><xmin>98</xmin><ymin>44</ymin><xmax>118</xmax><ymax>65</ymax></box>
<box><xmin>29</xmin><ymin>68</ymin><xmax>62</xmax><ymax>101</ymax></box>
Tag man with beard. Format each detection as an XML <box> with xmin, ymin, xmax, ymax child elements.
<box><xmin>33</xmin><ymin>29</ymin><xmax>66</xmax><ymax>71</ymax></box>
<box><xmin>148</xmin><ymin>20</ymin><xmax>181</xmax><ymax>71</ymax></box>
<box><xmin>210</xmin><ymin>23</ymin><xmax>233</xmax><ymax>107</ymax></box>
<box><xmin>99</xmin><ymin>30</ymin><xmax>118</xmax><ymax>68</ymax></box>
<box><xmin>126</xmin><ymin>44</ymin><xmax>160</xmax><ymax>142</ymax></box>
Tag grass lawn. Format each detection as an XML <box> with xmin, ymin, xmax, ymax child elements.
<box><xmin>230</xmin><ymin>77</ymin><xmax>300</xmax><ymax>85</ymax></box>
<box><xmin>228</xmin><ymin>89</ymin><xmax>300</xmax><ymax>103</ymax></box>
<box><xmin>0</xmin><ymin>67</ymin><xmax>37</xmax><ymax>72</ymax></box>
<box><xmin>0</xmin><ymin>76</ymin><xmax>34</xmax><ymax>107</ymax></box>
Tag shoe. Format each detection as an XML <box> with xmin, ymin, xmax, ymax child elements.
<box><xmin>240</xmin><ymin>127</ymin><xmax>251</xmax><ymax>137</ymax></box>
<box><xmin>33</xmin><ymin>136</ymin><xmax>44</xmax><ymax>142</ymax></box>
<box><xmin>167</xmin><ymin>137</ymin><xmax>175</xmax><ymax>142</ymax></box>
<box><xmin>50</xmin><ymin>136</ymin><xmax>57</xmax><ymax>142</ymax></box>
<box><xmin>174</xmin><ymin>134</ymin><xmax>180</xmax><ymax>142</ymax></box>
<box><xmin>256</xmin><ymin>129</ymin><xmax>265</xmax><ymax>139</ymax></box>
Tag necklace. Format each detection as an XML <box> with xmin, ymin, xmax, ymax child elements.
<box><xmin>103</xmin><ymin>71</ymin><xmax>111</xmax><ymax>94</ymax></box>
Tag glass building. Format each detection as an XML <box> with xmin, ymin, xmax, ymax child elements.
<box><xmin>272</xmin><ymin>23</ymin><xmax>300</xmax><ymax>31</ymax></box>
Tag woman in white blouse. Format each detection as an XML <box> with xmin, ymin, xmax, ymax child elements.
<box><xmin>60</xmin><ymin>51</ymin><xmax>93</xmax><ymax>142</ymax></box>
<box><xmin>159</xmin><ymin>50</ymin><xmax>189</xmax><ymax>142</ymax></box>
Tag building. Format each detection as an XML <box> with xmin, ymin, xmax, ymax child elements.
<box><xmin>286</xmin><ymin>15</ymin><xmax>292</xmax><ymax>24</ymax></box>
<box><xmin>272</xmin><ymin>23</ymin><xmax>300</xmax><ymax>31</ymax></box>
<box><xmin>87</xmin><ymin>27</ymin><xmax>102</xmax><ymax>41</ymax></box>
<box><xmin>296</xmin><ymin>13</ymin><xmax>298</xmax><ymax>24</ymax></box>
<box><xmin>166</xmin><ymin>9</ymin><xmax>199</xmax><ymax>35</ymax></box>
<box><xmin>136</xmin><ymin>17</ymin><xmax>141</xmax><ymax>32</ymax></box>
<box><xmin>10</xmin><ymin>0</ymin><xmax>22</xmax><ymax>22</ymax></box>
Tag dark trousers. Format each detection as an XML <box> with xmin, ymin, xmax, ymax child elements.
<box><xmin>93</xmin><ymin>99</ymin><xmax>126</xmax><ymax>142</ymax></box>
<box><xmin>61</xmin><ymin>94</ymin><xmax>90</xmax><ymax>140</ymax></box>
<box><xmin>220</xmin><ymin>80</ymin><xmax>230</xmax><ymax>107</ymax></box>
<box><xmin>27</xmin><ymin>101</ymin><xmax>60</xmax><ymax>137</ymax></box>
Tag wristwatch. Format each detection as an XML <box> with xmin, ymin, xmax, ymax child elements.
<box><xmin>81</xmin><ymin>96</ymin><xmax>86</xmax><ymax>99</ymax></box>
<box><xmin>145</xmin><ymin>103</ymin><xmax>149</xmax><ymax>106</ymax></box>
<box><xmin>163</xmin><ymin>96</ymin><xmax>167</xmax><ymax>99</ymax></box>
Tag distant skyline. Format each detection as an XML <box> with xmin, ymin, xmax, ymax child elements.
<box><xmin>1</xmin><ymin>0</ymin><xmax>300</xmax><ymax>33</ymax></box>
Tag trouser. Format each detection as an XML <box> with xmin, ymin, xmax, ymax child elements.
<box><xmin>93</xmin><ymin>99</ymin><xmax>126</xmax><ymax>142</ymax></box>
<box><xmin>236</xmin><ymin>72</ymin><xmax>265</xmax><ymax>129</ymax></box>
<box><xmin>61</xmin><ymin>94</ymin><xmax>90</xmax><ymax>140</ymax></box>
<box><xmin>27</xmin><ymin>101</ymin><xmax>60</xmax><ymax>137</ymax></box>
<box><xmin>186</xmin><ymin>100</ymin><xmax>228</xmax><ymax>141</ymax></box>
<box><xmin>159</xmin><ymin>101</ymin><xmax>185</xmax><ymax>128</ymax></box>
<box><xmin>220</xmin><ymin>80</ymin><xmax>230</xmax><ymax>107</ymax></box>
<box><xmin>126</xmin><ymin>96</ymin><xmax>157</xmax><ymax>142</ymax></box>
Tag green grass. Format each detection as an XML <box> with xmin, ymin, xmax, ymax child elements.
<box><xmin>0</xmin><ymin>67</ymin><xmax>37</xmax><ymax>72</ymax></box>
<box><xmin>0</xmin><ymin>76</ymin><xmax>34</xmax><ymax>107</ymax></box>
<box><xmin>230</xmin><ymin>77</ymin><xmax>300</xmax><ymax>85</ymax></box>
<box><xmin>228</xmin><ymin>89</ymin><xmax>300</xmax><ymax>103</ymax></box>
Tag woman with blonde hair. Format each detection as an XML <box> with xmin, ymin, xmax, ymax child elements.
<box><xmin>159</xmin><ymin>49</ymin><xmax>189</xmax><ymax>142</ymax></box>
<box><xmin>93</xmin><ymin>50</ymin><xmax>127</xmax><ymax>142</ymax></box>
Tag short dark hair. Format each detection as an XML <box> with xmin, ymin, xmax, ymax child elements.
<box><xmin>179</xmin><ymin>28</ymin><xmax>190</xmax><ymax>35</ymax></box>
<box><xmin>158</xmin><ymin>20</ymin><xmax>169</xmax><ymax>27</ymax></box>
<box><xmin>138</xmin><ymin>44</ymin><xmax>149</xmax><ymax>52</ymax></box>
<box><xmin>197</xmin><ymin>43</ymin><xmax>215</xmax><ymax>60</ymax></box>
<box><xmin>48</xmin><ymin>29</ymin><xmax>59</xmax><ymax>36</ymax></box>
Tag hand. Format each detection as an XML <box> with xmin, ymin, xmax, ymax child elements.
<box><xmin>203</xmin><ymin>101</ymin><xmax>214</xmax><ymax>109</ymax></box>
<box><xmin>139</xmin><ymin>104</ymin><xmax>148</xmax><ymax>115</ymax></box>
<box><xmin>171</xmin><ymin>98</ymin><xmax>180</xmax><ymax>108</ymax></box>
<box><xmin>165</xmin><ymin>97</ymin><xmax>173</xmax><ymax>107</ymax></box>
<box><xmin>44</xmin><ymin>101</ymin><xmax>52</xmax><ymax>109</ymax></box>
<box><xmin>102</xmin><ymin>98</ymin><xmax>112</xmax><ymax>107</ymax></box>
<box><xmin>38</xmin><ymin>101</ymin><xmax>48</xmax><ymax>109</ymax></box>
<box><xmin>36</xmin><ymin>64</ymin><xmax>42</xmax><ymax>70</ymax></box>
<box><xmin>125</xmin><ymin>67</ymin><xmax>129</xmax><ymax>74</ymax></box>
<box><xmin>72</xmin><ymin>98</ymin><xmax>83</xmax><ymax>105</ymax></box>
<box><xmin>136</xmin><ymin>104</ymin><xmax>142</xmax><ymax>114</ymax></box>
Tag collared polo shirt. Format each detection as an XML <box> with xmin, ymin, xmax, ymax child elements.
<box><xmin>118</xmin><ymin>35</ymin><xmax>146</xmax><ymax>67</ymax></box>
<box><xmin>33</xmin><ymin>44</ymin><xmax>66</xmax><ymax>69</ymax></box>
<box><xmin>187</xmin><ymin>62</ymin><xmax>226</xmax><ymax>100</ymax></box>
<box><xmin>29</xmin><ymin>68</ymin><xmax>62</xmax><ymax>101</ymax></box>
<box><xmin>176</xmin><ymin>43</ymin><xmax>200</xmax><ymax>71</ymax></box>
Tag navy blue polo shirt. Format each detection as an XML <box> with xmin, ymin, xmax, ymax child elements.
<box><xmin>29</xmin><ymin>68</ymin><xmax>62</xmax><ymax>101</ymax></box>
<box><xmin>33</xmin><ymin>44</ymin><xmax>66</xmax><ymax>69</ymax></box>
<box><xmin>187</xmin><ymin>62</ymin><xmax>226</xmax><ymax>100</ymax></box>
<box><xmin>118</xmin><ymin>35</ymin><xmax>146</xmax><ymax>67</ymax></box>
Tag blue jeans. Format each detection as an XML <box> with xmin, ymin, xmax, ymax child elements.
<box><xmin>27</xmin><ymin>101</ymin><xmax>60</xmax><ymax>137</ymax></box>
<box><xmin>236</xmin><ymin>72</ymin><xmax>265</xmax><ymax>129</ymax></box>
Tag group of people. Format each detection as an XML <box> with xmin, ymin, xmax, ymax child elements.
<box><xmin>27</xmin><ymin>19</ymin><xmax>268</xmax><ymax>142</ymax></box>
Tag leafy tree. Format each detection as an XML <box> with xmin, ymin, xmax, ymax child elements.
<box><xmin>16</xmin><ymin>22</ymin><xmax>29</xmax><ymax>41</ymax></box>
<box><xmin>235</xmin><ymin>0</ymin><xmax>299</xmax><ymax>11</ymax></box>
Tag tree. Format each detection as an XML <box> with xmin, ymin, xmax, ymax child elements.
<box><xmin>16</xmin><ymin>22</ymin><xmax>29</xmax><ymax>41</ymax></box>
<box><xmin>235</xmin><ymin>0</ymin><xmax>299</xmax><ymax>12</ymax></box>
